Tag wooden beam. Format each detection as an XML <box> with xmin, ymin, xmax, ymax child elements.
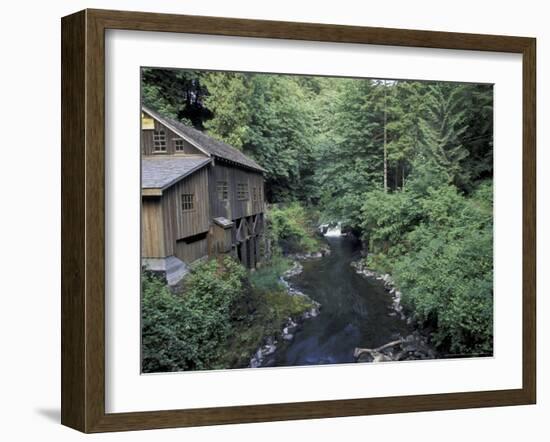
<box><xmin>142</xmin><ymin>188</ymin><xmax>162</xmax><ymax>197</ymax></box>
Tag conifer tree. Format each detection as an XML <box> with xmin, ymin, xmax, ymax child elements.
<box><xmin>316</xmin><ymin>79</ymin><xmax>384</xmax><ymax>226</ymax></box>
<box><xmin>419</xmin><ymin>83</ymin><xmax>470</xmax><ymax>186</ymax></box>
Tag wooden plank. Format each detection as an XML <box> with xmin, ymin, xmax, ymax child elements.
<box><xmin>522</xmin><ymin>38</ymin><xmax>536</xmax><ymax>404</ymax></box>
<box><xmin>61</xmin><ymin>10</ymin><xmax>86</xmax><ymax>432</ymax></box>
<box><xmin>142</xmin><ymin>188</ymin><xmax>162</xmax><ymax>197</ymax></box>
<box><xmin>84</xmin><ymin>8</ymin><xmax>107</xmax><ymax>432</ymax></box>
<box><xmin>142</xmin><ymin>198</ymin><xmax>165</xmax><ymax>258</ymax></box>
<box><xmin>90</xmin><ymin>8</ymin><xmax>533</xmax><ymax>53</ymax></box>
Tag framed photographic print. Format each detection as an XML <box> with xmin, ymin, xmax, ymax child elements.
<box><xmin>61</xmin><ymin>9</ymin><xmax>536</xmax><ymax>433</ymax></box>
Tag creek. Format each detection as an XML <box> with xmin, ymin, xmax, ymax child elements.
<box><xmin>262</xmin><ymin>235</ymin><xmax>419</xmax><ymax>367</ymax></box>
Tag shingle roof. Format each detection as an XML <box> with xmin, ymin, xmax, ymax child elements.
<box><xmin>142</xmin><ymin>106</ymin><xmax>266</xmax><ymax>173</ymax></box>
<box><xmin>142</xmin><ymin>156</ymin><xmax>211</xmax><ymax>189</ymax></box>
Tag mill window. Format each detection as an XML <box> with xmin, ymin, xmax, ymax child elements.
<box><xmin>181</xmin><ymin>194</ymin><xmax>194</xmax><ymax>212</ymax></box>
<box><xmin>174</xmin><ymin>138</ymin><xmax>185</xmax><ymax>152</ymax></box>
<box><xmin>237</xmin><ymin>183</ymin><xmax>249</xmax><ymax>201</ymax></box>
<box><xmin>217</xmin><ymin>181</ymin><xmax>228</xmax><ymax>201</ymax></box>
<box><xmin>153</xmin><ymin>130</ymin><xmax>167</xmax><ymax>152</ymax></box>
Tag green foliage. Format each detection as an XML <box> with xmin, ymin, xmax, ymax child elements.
<box><xmin>142</xmin><ymin>69</ymin><xmax>493</xmax><ymax>206</ymax></box>
<box><xmin>362</xmin><ymin>181</ymin><xmax>493</xmax><ymax>355</ymax></box>
<box><xmin>142</xmin><ymin>255</ymin><xmax>315</xmax><ymax>371</ymax></box>
<box><xmin>361</xmin><ymin>189</ymin><xmax>422</xmax><ymax>251</ymax></box>
<box><xmin>141</xmin><ymin>273</ymin><xmax>193</xmax><ymax>373</ymax></box>
<box><xmin>385</xmin><ymin>81</ymin><xmax>425</xmax><ymax>187</ymax></box>
<box><xmin>142</xmin><ymin>69</ymin><xmax>495</xmax><ymax>359</ymax></box>
<box><xmin>220</xmin><ymin>282</ymin><xmax>315</xmax><ymax>368</ymax></box>
<box><xmin>418</xmin><ymin>84</ymin><xmax>470</xmax><ymax>187</ymax></box>
<box><xmin>141</xmin><ymin>257</ymin><xmax>246</xmax><ymax>372</ymax></box>
<box><xmin>249</xmin><ymin>255</ymin><xmax>292</xmax><ymax>293</ymax></box>
<box><xmin>141</xmin><ymin>68</ymin><xmax>211</xmax><ymax>128</ymax></box>
<box><xmin>315</xmin><ymin>79</ymin><xmax>384</xmax><ymax>227</ymax></box>
<box><xmin>203</xmin><ymin>73</ymin><xmax>317</xmax><ymax>202</ymax></box>
<box><xmin>201</xmin><ymin>72</ymin><xmax>251</xmax><ymax>148</ymax></box>
<box><xmin>267</xmin><ymin>203</ymin><xmax>322</xmax><ymax>254</ymax></box>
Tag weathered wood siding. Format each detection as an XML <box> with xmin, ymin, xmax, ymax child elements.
<box><xmin>161</xmin><ymin>166</ymin><xmax>210</xmax><ymax>248</ymax></box>
<box><xmin>209</xmin><ymin>162</ymin><xmax>264</xmax><ymax>221</ymax></box>
<box><xmin>141</xmin><ymin>113</ymin><xmax>204</xmax><ymax>156</ymax></box>
<box><xmin>142</xmin><ymin>197</ymin><xmax>165</xmax><ymax>258</ymax></box>
<box><xmin>175</xmin><ymin>236</ymin><xmax>208</xmax><ymax>263</ymax></box>
<box><xmin>209</xmin><ymin>224</ymin><xmax>233</xmax><ymax>254</ymax></box>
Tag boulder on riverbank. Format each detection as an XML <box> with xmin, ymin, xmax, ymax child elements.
<box><xmin>287</xmin><ymin>245</ymin><xmax>331</xmax><ymax>261</ymax></box>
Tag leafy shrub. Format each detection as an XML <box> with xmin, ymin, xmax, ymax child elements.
<box><xmin>141</xmin><ymin>273</ymin><xmax>194</xmax><ymax>373</ymax></box>
<box><xmin>267</xmin><ymin>202</ymin><xmax>321</xmax><ymax>254</ymax></box>
<box><xmin>361</xmin><ymin>181</ymin><xmax>493</xmax><ymax>355</ymax></box>
<box><xmin>141</xmin><ymin>257</ymin><xmax>246</xmax><ymax>372</ymax></box>
<box><xmin>249</xmin><ymin>255</ymin><xmax>292</xmax><ymax>293</ymax></box>
<box><xmin>142</xmin><ymin>254</ymin><xmax>314</xmax><ymax>371</ymax></box>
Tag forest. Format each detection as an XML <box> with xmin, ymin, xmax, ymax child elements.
<box><xmin>141</xmin><ymin>68</ymin><xmax>493</xmax><ymax>372</ymax></box>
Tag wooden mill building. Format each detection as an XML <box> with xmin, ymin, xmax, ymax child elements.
<box><xmin>141</xmin><ymin>106</ymin><xmax>266</xmax><ymax>285</ymax></box>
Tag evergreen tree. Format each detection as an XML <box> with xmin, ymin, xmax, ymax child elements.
<box><xmin>418</xmin><ymin>83</ymin><xmax>470</xmax><ymax>187</ymax></box>
<box><xmin>459</xmin><ymin>84</ymin><xmax>494</xmax><ymax>186</ymax></box>
<box><xmin>141</xmin><ymin>68</ymin><xmax>211</xmax><ymax>128</ymax></box>
<box><xmin>316</xmin><ymin>79</ymin><xmax>384</xmax><ymax>227</ymax></box>
<box><xmin>386</xmin><ymin>81</ymin><xmax>427</xmax><ymax>190</ymax></box>
<box><xmin>202</xmin><ymin>72</ymin><xmax>252</xmax><ymax>149</ymax></box>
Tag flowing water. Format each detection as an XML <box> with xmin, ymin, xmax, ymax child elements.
<box><xmin>263</xmin><ymin>235</ymin><xmax>414</xmax><ymax>367</ymax></box>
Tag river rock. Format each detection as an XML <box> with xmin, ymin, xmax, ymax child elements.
<box><xmin>262</xmin><ymin>344</ymin><xmax>276</xmax><ymax>356</ymax></box>
<box><xmin>289</xmin><ymin>245</ymin><xmax>332</xmax><ymax>261</ymax></box>
<box><xmin>284</xmin><ymin>261</ymin><xmax>303</xmax><ymax>278</ymax></box>
<box><xmin>321</xmin><ymin>247</ymin><xmax>331</xmax><ymax>256</ymax></box>
<box><xmin>309</xmin><ymin>306</ymin><xmax>320</xmax><ymax>317</ymax></box>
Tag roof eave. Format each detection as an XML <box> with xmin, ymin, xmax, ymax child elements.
<box><xmin>213</xmin><ymin>155</ymin><xmax>266</xmax><ymax>174</ymax></box>
<box><xmin>142</xmin><ymin>157</ymin><xmax>212</xmax><ymax>192</ymax></box>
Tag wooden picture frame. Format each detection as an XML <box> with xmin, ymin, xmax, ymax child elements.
<box><xmin>61</xmin><ymin>8</ymin><xmax>536</xmax><ymax>433</ymax></box>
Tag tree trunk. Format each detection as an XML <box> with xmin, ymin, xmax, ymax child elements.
<box><xmin>383</xmin><ymin>80</ymin><xmax>388</xmax><ymax>193</ymax></box>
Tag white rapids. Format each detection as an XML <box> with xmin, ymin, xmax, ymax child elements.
<box><xmin>322</xmin><ymin>222</ymin><xmax>343</xmax><ymax>237</ymax></box>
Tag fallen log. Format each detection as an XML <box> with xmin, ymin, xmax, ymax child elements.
<box><xmin>353</xmin><ymin>339</ymin><xmax>403</xmax><ymax>359</ymax></box>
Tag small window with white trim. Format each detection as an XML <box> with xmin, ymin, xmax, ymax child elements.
<box><xmin>174</xmin><ymin>138</ymin><xmax>185</xmax><ymax>152</ymax></box>
<box><xmin>153</xmin><ymin>130</ymin><xmax>167</xmax><ymax>152</ymax></box>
